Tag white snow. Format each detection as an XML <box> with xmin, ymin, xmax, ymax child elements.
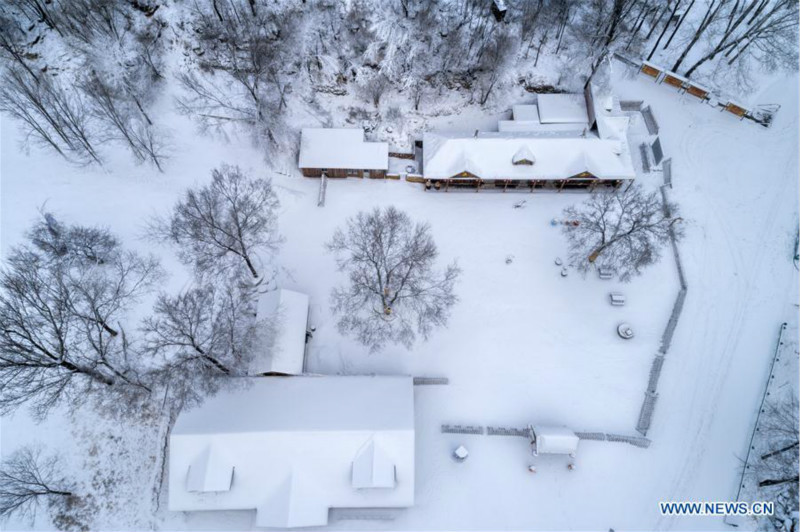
<box><xmin>186</xmin><ymin>445</ymin><xmax>235</xmax><ymax>493</ymax></box>
<box><xmin>512</xmin><ymin>104</ymin><xmax>540</xmax><ymax>121</ymax></box>
<box><xmin>253</xmin><ymin>289</ymin><xmax>310</xmax><ymax>375</ymax></box>
<box><xmin>423</xmin><ymin>132</ymin><xmax>636</xmax><ymax>180</ymax></box>
<box><xmin>536</xmin><ymin>93</ymin><xmax>590</xmax><ymax>124</ymax></box>
<box><xmin>169</xmin><ymin>376</ymin><xmax>415</xmax><ymax>527</ymax></box>
<box><xmin>532</xmin><ymin>426</ymin><xmax>579</xmax><ymax>456</ymax></box>
<box><xmin>351</xmin><ymin>438</ymin><xmax>397</xmax><ymax>489</ymax></box>
<box><xmin>0</xmin><ymin>50</ymin><xmax>797</xmax><ymax>532</ymax></box>
<box><xmin>299</xmin><ymin>128</ymin><xmax>389</xmax><ymax>170</ymax></box>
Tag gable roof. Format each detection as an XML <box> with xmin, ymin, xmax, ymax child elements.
<box><xmin>352</xmin><ymin>438</ymin><xmax>396</xmax><ymax>489</ymax></box>
<box><xmin>255</xmin><ymin>471</ymin><xmax>329</xmax><ymax>528</ymax></box>
<box><xmin>299</xmin><ymin>128</ymin><xmax>388</xmax><ymax>170</ymax></box>
<box><xmin>169</xmin><ymin>376</ymin><xmax>415</xmax><ymax>527</ymax></box>
<box><xmin>423</xmin><ymin>132</ymin><xmax>635</xmax><ymax>180</ymax></box>
<box><xmin>512</xmin><ymin>145</ymin><xmax>536</xmax><ymax>165</ymax></box>
<box><xmin>186</xmin><ymin>445</ymin><xmax>234</xmax><ymax>492</ymax></box>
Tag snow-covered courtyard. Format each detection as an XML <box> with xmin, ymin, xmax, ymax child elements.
<box><xmin>1</xmin><ymin>2</ymin><xmax>798</xmax><ymax>531</ymax></box>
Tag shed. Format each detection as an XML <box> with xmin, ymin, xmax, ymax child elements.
<box><xmin>661</xmin><ymin>71</ymin><xmax>687</xmax><ymax>90</ymax></box>
<box><xmin>723</xmin><ymin>101</ymin><xmax>748</xmax><ymax>118</ymax></box>
<box><xmin>169</xmin><ymin>376</ymin><xmax>415</xmax><ymax>528</ymax></box>
<box><xmin>253</xmin><ymin>289</ymin><xmax>309</xmax><ymax>376</ymax></box>
<box><xmin>531</xmin><ymin>426</ymin><xmax>579</xmax><ymax>456</ymax></box>
<box><xmin>640</xmin><ymin>61</ymin><xmax>663</xmax><ymax>80</ymax></box>
<box><xmin>685</xmin><ymin>82</ymin><xmax>711</xmax><ymax>100</ymax></box>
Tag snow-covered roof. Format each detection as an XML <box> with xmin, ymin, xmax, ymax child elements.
<box><xmin>533</xmin><ymin>426</ymin><xmax>579</xmax><ymax>455</ymax></box>
<box><xmin>352</xmin><ymin>438</ymin><xmax>396</xmax><ymax>489</ymax></box>
<box><xmin>423</xmin><ymin>132</ymin><xmax>635</xmax><ymax>180</ymax></box>
<box><xmin>512</xmin><ymin>104</ymin><xmax>540</xmax><ymax>122</ymax></box>
<box><xmin>169</xmin><ymin>376</ymin><xmax>415</xmax><ymax>527</ymax></box>
<box><xmin>253</xmin><ymin>289</ymin><xmax>309</xmax><ymax>375</ymax></box>
<box><xmin>537</xmin><ymin>94</ymin><xmax>589</xmax><ymax>124</ymax></box>
<box><xmin>498</xmin><ymin>120</ymin><xmax>587</xmax><ymax>134</ymax></box>
<box><xmin>186</xmin><ymin>445</ymin><xmax>234</xmax><ymax>493</ymax></box>
<box><xmin>587</xmin><ymin>60</ymin><xmax>632</xmax><ymax>142</ymax></box>
<box><xmin>298</xmin><ymin>128</ymin><xmax>388</xmax><ymax>170</ymax></box>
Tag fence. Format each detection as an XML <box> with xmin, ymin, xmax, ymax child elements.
<box><xmin>413</xmin><ymin>376</ymin><xmax>449</xmax><ymax>385</ymax></box>
<box><xmin>635</xmin><ymin>111</ymin><xmax>689</xmax><ymax>436</ymax></box>
<box><xmin>642</xmin><ymin>105</ymin><xmax>659</xmax><ymax>135</ymax></box>
<box><xmin>441</xmin><ymin>424</ymin><xmax>484</xmax><ymax>435</ymax></box>
<box><xmin>614</xmin><ymin>52</ymin><xmax>778</xmax><ymax>127</ymax></box>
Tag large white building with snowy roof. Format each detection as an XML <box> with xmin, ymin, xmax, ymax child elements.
<box><xmin>168</xmin><ymin>376</ymin><xmax>415</xmax><ymax>529</ymax></box>
<box><xmin>423</xmin><ymin>61</ymin><xmax>636</xmax><ymax>192</ymax></box>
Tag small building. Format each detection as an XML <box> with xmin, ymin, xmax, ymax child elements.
<box><xmin>661</xmin><ymin>71</ymin><xmax>687</xmax><ymax>91</ymax></box>
<box><xmin>685</xmin><ymin>81</ymin><xmax>711</xmax><ymax>101</ymax></box>
<box><xmin>169</xmin><ymin>376</ymin><xmax>415</xmax><ymax>528</ymax></box>
<box><xmin>639</xmin><ymin>61</ymin><xmax>663</xmax><ymax>81</ymax></box>
<box><xmin>252</xmin><ymin>289</ymin><xmax>310</xmax><ymax>376</ymax></box>
<box><xmin>298</xmin><ymin>128</ymin><xmax>388</xmax><ymax>178</ymax></box>
<box><xmin>723</xmin><ymin>100</ymin><xmax>748</xmax><ymax>118</ymax></box>
<box><xmin>530</xmin><ymin>426</ymin><xmax>580</xmax><ymax>456</ymax></box>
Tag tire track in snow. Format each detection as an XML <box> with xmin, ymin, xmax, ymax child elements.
<box><xmin>655</xmin><ymin>113</ymin><xmax>797</xmax><ymax>531</ymax></box>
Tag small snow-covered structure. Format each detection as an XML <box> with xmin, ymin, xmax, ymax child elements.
<box><xmin>299</xmin><ymin>128</ymin><xmax>388</xmax><ymax>178</ymax></box>
<box><xmin>536</xmin><ymin>93</ymin><xmax>589</xmax><ymax>125</ymax></box>
<box><xmin>252</xmin><ymin>289</ymin><xmax>309</xmax><ymax>376</ymax></box>
<box><xmin>531</xmin><ymin>426</ymin><xmax>579</xmax><ymax>456</ymax></box>
<box><xmin>169</xmin><ymin>376</ymin><xmax>415</xmax><ymax>528</ymax></box>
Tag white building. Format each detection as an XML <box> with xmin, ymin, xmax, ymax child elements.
<box><xmin>424</xmin><ymin>61</ymin><xmax>636</xmax><ymax>191</ymax></box>
<box><xmin>169</xmin><ymin>376</ymin><xmax>415</xmax><ymax>528</ymax></box>
<box><xmin>252</xmin><ymin>289</ymin><xmax>310</xmax><ymax>376</ymax></box>
<box><xmin>531</xmin><ymin>426</ymin><xmax>580</xmax><ymax>456</ymax></box>
<box><xmin>298</xmin><ymin>128</ymin><xmax>388</xmax><ymax>178</ymax></box>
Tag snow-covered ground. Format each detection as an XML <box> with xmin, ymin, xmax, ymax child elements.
<box><xmin>1</xmin><ymin>61</ymin><xmax>797</xmax><ymax>531</ymax></box>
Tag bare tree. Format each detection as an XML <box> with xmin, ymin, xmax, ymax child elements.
<box><xmin>82</xmin><ymin>73</ymin><xmax>167</xmax><ymax>171</ymax></box>
<box><xmin>683</xmin><ymin>0</ymin><xmax>798</xmax><ymax>77</ymax></box>
<box><xmin>150</xmin><ymin>165</ymin><xmax>281</xmax><ymax>281</ymax></box>
<box><xmin>562</xmin><ymin>184</ymin><xmax>682</xmax><ymax>281</ymax></box>
<box><xmin>143</xmin><ymin>281</ymin><xmax>255</xmax><ymax>378</ymax></box>
<box><xmin>361</xmin><ymin>73</ymin><xmax>390</xmax><ymax>107</ymax></box>
<box><xmin>0</xmin><ymin>446</ymin><xmax>73</xmax><ymax>523</ymax></box>
<box><xmin>0</xmin><ymin>66</ymin><xmax>101</xmax><ymax>165</ymax></box>
<box><xmin>748</xmin><ymin>391</ymin><xmax>799</xmax><ymax>530</ymax></box>
<box><xmin>0</xmin><ymin>214</ymin><xmax>161</xmax><ymax>418</ymax></box>
<box><xmin>475</xmin><ymin>31</ymin><xmax>514</xmax><ymax>106</ymax></box>
<box><xmin>176</xmin><ymin>0</ymin><xmax>299</xmax><ymax>141</ymax></box>
<box><xmin>327</xmin><ymin>206</ymin><xmax>461</xmax><ymax>352</ymax></box>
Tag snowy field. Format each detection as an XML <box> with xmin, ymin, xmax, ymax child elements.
<box><xmin>2</xmin><ymin>62</ymin><xmax>798</xmax><ymax>532</ymax></box>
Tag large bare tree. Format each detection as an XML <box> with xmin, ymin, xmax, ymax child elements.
<box><xmin>562</xmin><ymin>183</ymin><xmax>682</xmax><ymax>281</ymax></box>
<box><xmin>0</xmin><ymin>213</ymin><xmax>161</xmax><ymax>418</ymax></box>
<box><xmin>0</xmin><ymin>446</ymin><xmax>73</xmax><ymax>523</ymax></box>
<box><xmin>150</xmin><ymin>164</ymin><xmax>281</xmax><ymax>281</ymax></box>
<box><xmin>327</xmin><ymin>206</ymin><xmax>460</xmax><ymax>352</ymax></box>
<box><xmin>143</xmin><ymin>281</ymin><xmax>255</xmax><ymax>378</ymax></box>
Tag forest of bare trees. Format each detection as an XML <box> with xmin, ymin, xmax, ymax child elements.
<box><xmin>0</xmin><ymin>0</ymin><xmax>796</xmax><ymax>163</ymax></box>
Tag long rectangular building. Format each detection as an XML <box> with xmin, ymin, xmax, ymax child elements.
<box><xmin>169</xmin><ymin>376</ymin><xmax>415</xmax><ymax>528</ymax></box>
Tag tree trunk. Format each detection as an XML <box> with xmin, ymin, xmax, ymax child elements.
<box><xmin>664</xmin><ymin>0</ymin><xmax>695</xmax><ymax>50</ymax></box>
<box><xmin>759</xmin><ymin>475</ymin><xmax>799</xmax><ymax>488</ymax></box>
<box><xmin>243</xmin><ymin>254</ymin><xmax>259</xmax><ymax>278</ymax></box>
<box><xmin>648</xmin><ymin>0</ymin><xmax>682</xmax><ymax>60</ymax></box>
